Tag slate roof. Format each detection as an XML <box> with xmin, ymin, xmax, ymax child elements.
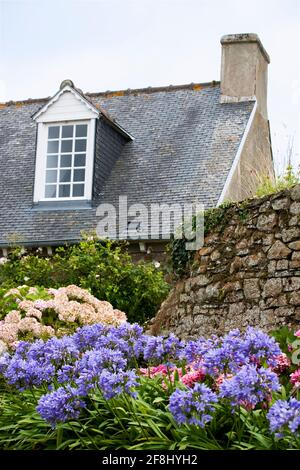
<box><xmin>0</xmin><ymin>82</ymin><xmax>254</xmax><ymax>246</ymax></box>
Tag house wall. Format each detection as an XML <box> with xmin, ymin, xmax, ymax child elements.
<box><xmin>149</xmin><ymin>185</ymin><xmax>300</xmax><ymax>339</ymax></box>
<box><xmin>127</xmin><ymin>241</ymin><xmax>168</xmax><ymax>264</ymax></box>
<box><xmin>93</xmin><ymin>118</ymin><xmax>127</xmax><ymax>198</ymax></box>
<box><xmin>221</xmin><ymin>109</ymin><xmax>274</xmax><ymax>202</ymax></box>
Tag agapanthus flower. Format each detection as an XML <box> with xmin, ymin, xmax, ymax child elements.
<box><xmin>96</xmin><ymin>323</ymin><xmax>144</xmax><ymax>360</ymax></box>
<box><xmin>75</xmin><ymin>348</ymin><xmax>127</xmax><ymax>395</ymax></box>
<box><xmin>202</xmin><ymin>329</ymin><xmax>247</xmax><ymax>374</ymax></box>
<box><xmin>37</xmin><ymin>386</ymin><xmax>85</xmax><ymax>426</ymax></box>
<box><xmin>182</xmin><ymin>336</ymin><xmax>218</xmax><ymax>364</ymax></box>
<box><xmin>169</xmin><ymin>383</ymin><xmax>218</xmax><ymax>427</ymax></box>
<box><xmin>267</xmin><ymin>398</ymin><xmax>300</xmax><ymax>437</ymax></box>
<box><xmin>241</xmin><ymin>327</ymin><xmax>281</xmax><ymax>367</ymax></box>
<box><xmin>0</xmin><ymin>352</ymin><xmax>10</xmax><ymax>374</ymax></box>
<box><xmin>143</xmin><ymin>334</ymin><xmax>185</xmax><ymax>363</ymax></box>
<box><xmin>3</xmin><ymin>355</ymin><xmax>56</xmax><ymax>390</ymax></box>
<box><xmin>98</xmin><ymin>369</ymin><xmax>138</xmax><ymax>399</ymax></box>
<box><xmin>220</xmin><ymin>364</ymin><xmax>280</xmax><ymax>408</ymax></box>
<box><xmin>290</xmin><ymin>369</ymin><xmax>300</xmax><ymax>388</ymax></box>
<box><xmin>72</xmin><ymin>323</ymin><xmax>108</xmax><ymax>350</ymax></box>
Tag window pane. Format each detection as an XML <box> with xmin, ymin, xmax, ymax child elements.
<box><xmin>48</xmin><ymin>126</ymin><xmax>59</xmax><ymax>139</ymax></box>
<box><xmin>75</xmin><ymin>139</ymin><xmax>86</xmax><ymax>152</ymax></box>
<box><xmin>59</xmin><ymin>184</ymin><xmax>71</xmax><ymax>197</ymax></box>
<box><xmin>61</xmin><ymin>140</ymin><xmax>73</xmax><ymax>153</ymax></box>
<box><xmin>73</xmin><ymin>184</ymin><xmax>84</xmax><ymax>197</ymax></box>
<box><xmin>47</xmin><ymin>155</ymin><xmax>58</xmax><ymax>168</ymax></box>
<box><xmin>74</xmin><ymin>154</ymin><xmax>86</xmax><ymax>167</ymax></box>
<box><xmin>45</xmin><ymin>185</ymin><xmax>57</xmax><ymax>198</ymax></box>
<box><xmin>60</xmin><ymin>154</ymin><xmax>72</xmax><ymax>168</ymax></box>
<box><xmin>46</xmin><ymin>170</ymin><xmax>57</xmax><ymax>183</ymax></box>
<box><xmin>62</xmin><ymin>125</ymin><xmax>74</xmax><ymax>138</ymax></box>
<box><xmin>76</xmin><ymin>124</ymin><xmax>87</xmax><ymax>137</ymax></box>
<box><xmin>47</xmin><ymin>140</ymin><xmax>59</xmax><ymax>153</ymax></box>
<box><xmin>59</xmin><ymin>169</ymin><xmax>71</xmax><ymax>183</ymax></box>
<box><xmin>73</xmin><ymin>169</ymin><xmax>85</xmax><ymax>182</ymax></box>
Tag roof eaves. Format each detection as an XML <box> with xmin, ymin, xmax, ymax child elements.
<box><xmin>101</xmin><ymin>112</ymin><xmax>134</xmax><ymax>141</ymax></box>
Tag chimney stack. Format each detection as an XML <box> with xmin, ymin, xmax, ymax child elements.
<box><xmin>220</xmin><ymin>33</ymin><xmax>270</xmax><ymax>119</ymax></box>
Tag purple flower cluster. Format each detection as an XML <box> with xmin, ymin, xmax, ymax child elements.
<box><xmin>169</xmin><ymin>383</ymin><xmax>218</xmax><ymax>427</ymax></box>
<box><xmin>75</xmin><ymin>348</ymin><xmax>127</xmax><ymax>395</ymax></box>
<box><xmin>219</xmin><ymin>364</ymin><xmax>280</xmax><ymax>408</ymax></box>
<box><xmin>37</xmin><ymin>385</ymin><xmax>85</xmax><ymax>427</ymax></box>
<box><xmin>143</xmin><ymin>333</ymin><xmax>185</xmax><ymax>364</ymax></box>
<box><xmin>98</xmin><ymin>369</ymin><xmax>138</xmax><ymax>399</ymax></box>
<box><xmin>0</xmin><ymin>322</ymin><xmax>286</xmax><ymax>432</ymax></box>
<box><xmin>0</xmin><ymin>336</ymin><xmax>80</xmax><ymax>389</ymax></box>
<box><xmin>267</xmin><ymin>398</ymin><xmax>300</xmax><ymax>437</ymax></box>
<box><xmin>188</xmin><ymin>327</ymin><xmax>281</xmax><ymax>375</ymax></box>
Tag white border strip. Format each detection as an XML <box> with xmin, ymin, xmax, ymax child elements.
<box><xmin>32</xmin><ymin>86</ymin><xmax>99</xmax><ymax>121</ymax></box>
<box><xmin>217</xmin><ymin>100</ymin><xmax>257</xmax><ymax>206</ymax></box>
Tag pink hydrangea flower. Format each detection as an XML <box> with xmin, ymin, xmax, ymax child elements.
<box><xmin>290</xmin><ymin>369</ymin><xmax>300</xmax><ymax>388</ymax></box>
<box><xmin>140</xmin><ymin>364</ymin><xmax>169</xmax><ymax>377</ymax></box>
<box><xmin>295</xmin><ymin>330</ymin><xmax>300</xmax><ymax>338</ymax></box>
<box><xmin>272</xmin><ymin>353</ymin><xmax>291</xmax><ymax>374</ymax></box>
<box><xmin>181</xmin><ymin>368</ymin><xmax>206</xmax><ymax>387</ymax></box>
<box><xmin>1</xmin><ymin>284</ymin><xmax>127</xmax><ymax>349</ymax></box>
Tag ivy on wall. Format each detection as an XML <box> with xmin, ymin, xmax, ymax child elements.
<box><xmin>168</xmin><ymin>201</ymin><xmax>249</xmax><ymax>277</ymax></box>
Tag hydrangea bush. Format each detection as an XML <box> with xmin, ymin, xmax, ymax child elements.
<box><xmin>0</xmin><ymin>285</ymin><xmax>126</xmax><ymax>349</ymax></box>
<box><xmin>0</xmin><ymin>237</ymin><xmax>170</xmax><ymax>323</ymax></box>
<box><xmin>0</xmin><ymin>324</ymin><xmax>300</xmax><ymax>450</ymax></box>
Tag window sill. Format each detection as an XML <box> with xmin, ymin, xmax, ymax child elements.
<box><xmin>31</xmin><ymin>200</ymin><xmax>92</xmax><ymax>211</ymax></box>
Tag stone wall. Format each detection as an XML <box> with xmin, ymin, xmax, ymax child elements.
<box><xmin>149</xmin><ymin>185</ymin><xmax>300</xmax><ymax>339</ymax></box>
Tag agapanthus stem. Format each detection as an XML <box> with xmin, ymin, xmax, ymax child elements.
<box><xmin>123</xmin><ymin>393</ymin><xmax>149</xmax><ymax>441</ymax></box>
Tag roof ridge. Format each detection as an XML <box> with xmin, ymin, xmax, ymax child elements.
<box><xmin>86</xmin><ymin>81</ymin><xmax>220</xmax><ymax>98</ymax></box>
<box><xmin>0</xmin><ymin>81</ymin><xmax>220</xmax><ymax>108</ymax></box>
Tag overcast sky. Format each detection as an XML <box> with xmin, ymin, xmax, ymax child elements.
<box><xmin>0</xmin><ymin>0</ymin><xmax>299</xmax><ymax>175</ymax></box>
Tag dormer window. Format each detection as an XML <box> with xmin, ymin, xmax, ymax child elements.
<box><xmin>32</xmin><ymin>80</ymin><xmax>133</xmax><ymax>206</ymax></box>
<box><xmin>45</xmin><ymin>122</ymin><xmax>88</xmax><ymax>199</ymax></box>
<box><xmin>32</xmin><ymin>80</ymin><xmax>98</xmax><ymax>204</ymax></box>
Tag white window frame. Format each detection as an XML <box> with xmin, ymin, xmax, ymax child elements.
<box><xmin>33</xmin><ymin>118</ymin><xmax>96</xmax><ymax>203</ymax></box>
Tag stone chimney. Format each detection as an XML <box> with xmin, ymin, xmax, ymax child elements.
<box><xmin>220</xmin><ymin>33</ymin><xmax>270</xmax><ymax>119</ymax></box>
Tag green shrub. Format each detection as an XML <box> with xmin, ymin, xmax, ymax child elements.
<box><xmin>255</xmin><ymin>165</ymin><xmax>300</xmax><ymax>198</ymax></box>
<box><xmin>0</xmin><ymin>238</ymin><xmax>169</xmax><ymax>324</ymax></box>
<box><xmin>0</xmin><ymin>285</ymin><xmax>50</xmax><ymax>320</ymax></box>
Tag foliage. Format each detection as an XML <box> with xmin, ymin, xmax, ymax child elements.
<box><xmin>168</xmin><ymin>202</ymin><xmax>244</xmax><ymax>277</ymax></box>
<box><xmin>0</xmin><ymin>238</ymin><xmax>169</xmax><ymax>324</ymax></box>
<box><xmin>255</xmin><ymin>165</ymin><xmax>300</xmax><ymax>198</ymax></box>
<box><xmin>0</xmin><ymin>285</ymin><xmax>50</xmax><ymax>319</ymax></box>
<box><xmin>0</xmin><ymin>285</ymin><xmax>126</xmax><ymax>349</ymax></box>
<box><xmin>0</xmin><ymin>324</ymin><xmax>299</xmax><ymax>450</ymax></box>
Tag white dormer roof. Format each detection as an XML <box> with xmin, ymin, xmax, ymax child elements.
<box><xmin>32</xmin><ymin>84</ymin><xmax>99</xmax><ymax>123</ymax></box>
